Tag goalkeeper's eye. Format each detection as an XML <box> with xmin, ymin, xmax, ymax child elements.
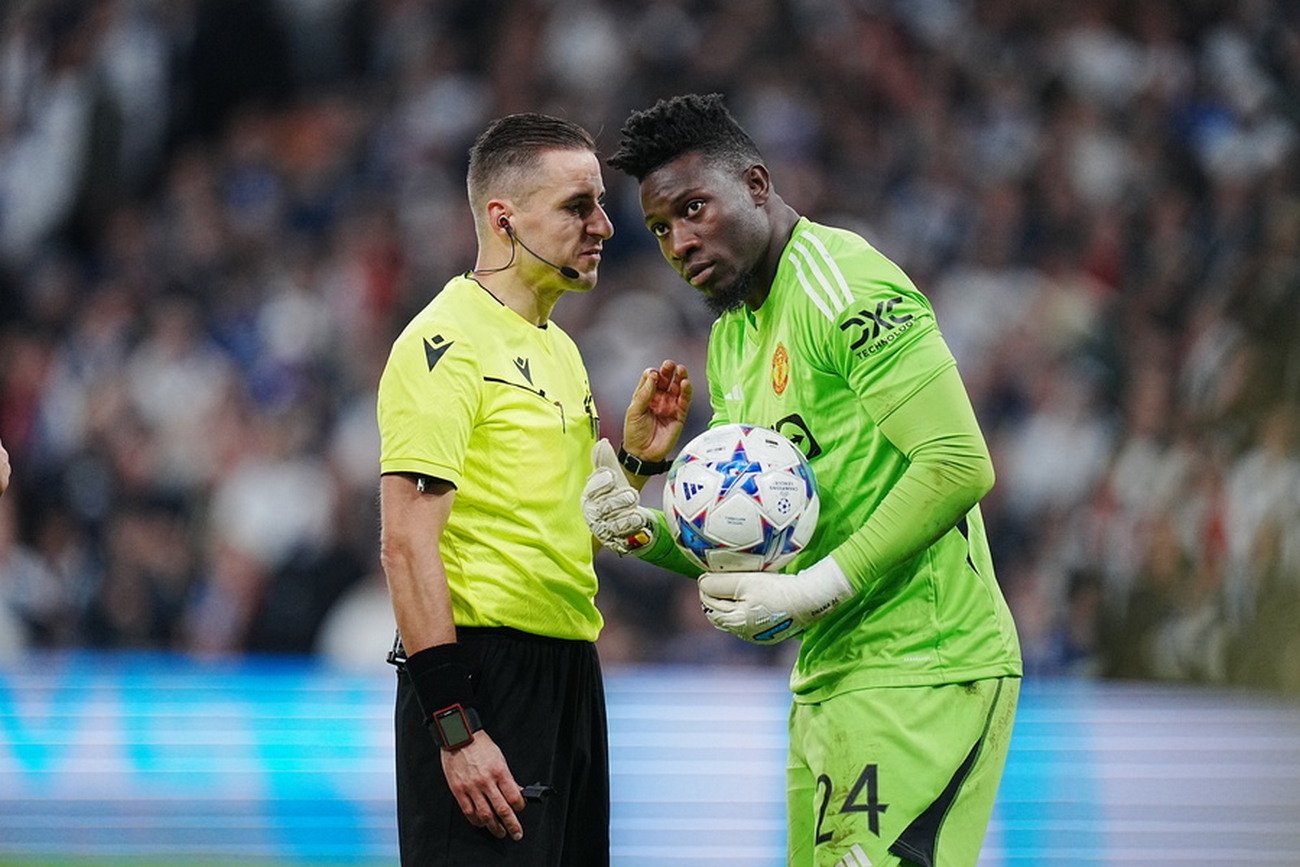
<box><xmin>649</xmin><ymin>222</ymin><xmax>669</xmax><ymax>238</ymax></box>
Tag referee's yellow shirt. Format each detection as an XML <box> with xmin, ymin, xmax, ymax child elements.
<box><xmin>378</xmin><ymin>276</ymin><xmax>602</xmax><ymax>641</ymax></box>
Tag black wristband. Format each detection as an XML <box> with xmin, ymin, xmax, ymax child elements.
<box><xmin>617</xmin><ymin>446</ymin><xmax>673</xmax><ymax>476</ymax></box>
<box><xmin>403</xmin><ymin>643</ymin><xmax>479</xmax><ymax>724</ymax></box>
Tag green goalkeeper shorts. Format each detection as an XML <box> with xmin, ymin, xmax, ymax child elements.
<box><xmin>787</xmin><ymin>676</ymin><xmax>1019</xmax><ymax>867</ymax></box>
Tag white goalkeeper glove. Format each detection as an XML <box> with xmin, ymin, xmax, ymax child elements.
<box><xmin>582</xmin><ymin>438</ymin><xmax>655</xmax><ymax>555</ymax></box>
<box><xmin>697</xmin><ymin>557</ymin><xmax>854</xmax><ymax>644</ymax></box>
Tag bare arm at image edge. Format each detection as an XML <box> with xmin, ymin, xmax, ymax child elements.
<box><xmin>0</xmin><ymin>437</ymin><xmax>9</xmax><ymax>497</ymax></box>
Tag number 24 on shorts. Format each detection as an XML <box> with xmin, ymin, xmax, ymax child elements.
<box><xmin>815</xmin><ymin>763</ymin><xmax>888</xmax><ymax>845</ymax></box>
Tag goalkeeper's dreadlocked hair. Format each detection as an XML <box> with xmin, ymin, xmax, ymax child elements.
<box><xmin>607</xmin><ymin>93</ymin><xmax>764</xmax><ymax>181</ymax></box>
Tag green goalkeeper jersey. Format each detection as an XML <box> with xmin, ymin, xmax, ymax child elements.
<box><xmin>702</xmin><ymin>218</ymin><xmax>1020</xmax><ymax>700</ymax></box>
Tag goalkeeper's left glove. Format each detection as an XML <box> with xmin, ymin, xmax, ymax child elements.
<box><xmin>582</xmin><ymin>438</ymin><xmax>656</xmax><ymax>555</ymax></box>
<box><xmin>697</xmin><ymin>557</ymin><xmax>853</xmax><ymax>644</ymax></box>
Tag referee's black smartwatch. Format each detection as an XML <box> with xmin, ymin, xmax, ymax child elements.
<box><xmin>617</xmin><ymin>446</ymin><xmax>672</xmax><ymax>476</ymax></box>
<box><xmin>431</xmin><ymin>703</ymin><xmax>483</xmax><ymax>751</ymax></box>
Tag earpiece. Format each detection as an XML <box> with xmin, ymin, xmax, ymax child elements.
<box><xmin>482</xmin><ymin>216</ymin><xmax>579</xmax><ymax>280</ymax></box>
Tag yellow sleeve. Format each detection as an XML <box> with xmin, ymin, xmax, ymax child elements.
<box><xmin>377</xmin><ymin>328</ymin><xmax>481</xmax><ymax>485</ymax></box>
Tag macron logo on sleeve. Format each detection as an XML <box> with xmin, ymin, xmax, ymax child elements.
<box><xmin>424</xmin><ymin>335</ymin><xmax>454</xmax><ymax>371</ymax></box>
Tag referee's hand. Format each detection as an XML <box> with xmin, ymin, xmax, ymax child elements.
<box><xmin>441</xmin><ymin>732</ymin><xmax>527</xmax><ymax>840</ymax></box>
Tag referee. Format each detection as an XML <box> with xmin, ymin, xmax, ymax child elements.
<box><xmin>376</xmin><ymin>113</ymin><xmax>683</xmax><ymax>866</ymax></box>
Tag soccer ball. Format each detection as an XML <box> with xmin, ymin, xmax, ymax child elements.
<box><xmin>664</xmin><ymin>423</ymin><xmax>820</xmax><ymax>572</ymax></box>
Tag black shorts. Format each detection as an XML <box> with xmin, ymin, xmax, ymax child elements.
<box><xmin>394</xmin><ymin>627</ymin><xmax>610</xmax><ymax>866</ymax></box>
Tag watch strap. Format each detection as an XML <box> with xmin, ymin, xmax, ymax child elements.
<box><xmin>617</xmin><ymin>446</ymin><xmax>672</xmax><ymax>476</ymax></box>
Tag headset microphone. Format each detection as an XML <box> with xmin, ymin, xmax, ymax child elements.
<box><xmin>500</xmin><ymin>220</ymin><xmax>580</xmax><ymax>280</ymax></box>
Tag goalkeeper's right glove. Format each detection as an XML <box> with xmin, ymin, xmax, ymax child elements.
<box><xmin>582</xmin><ymin>439</ymin><xmax>655</xmax><ymax>555</ymax></box>
<box><xmin>697</xmin><ymin>557</ymin><xmax>853</xmax><ymax>644</ymax></box>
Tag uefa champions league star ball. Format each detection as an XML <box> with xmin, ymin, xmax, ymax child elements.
<box><xmin>664</xmin><ymin>423</ymin><xmax>820</xmax><ymax>572</ymax></box>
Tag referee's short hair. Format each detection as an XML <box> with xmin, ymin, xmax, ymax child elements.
<box><xmin>468</xmin><ymin>113</ymin><xmax>598</xmax><ymax>211</ymax></box>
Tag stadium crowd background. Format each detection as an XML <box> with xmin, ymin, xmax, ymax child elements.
<box><xmin>0</xmin><ymin>0</ymin><xmax>1297</xmax><ymax>692</ymax></box>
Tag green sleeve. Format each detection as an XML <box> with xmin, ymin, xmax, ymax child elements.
<box><xmin>829</xmin><ymin>364</ymin><xmax>994</xmax><ymax>591</ymax></box>
<box><xmin>633</xmin><ymin>509</ymin><xmax>705</xmax><ymax>577</ymax></box>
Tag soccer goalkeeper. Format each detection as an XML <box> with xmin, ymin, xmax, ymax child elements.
<box><xmin>583</xmin><ymin>94</ymin><xmax>1022</xmax><ymax>867</ymax></box>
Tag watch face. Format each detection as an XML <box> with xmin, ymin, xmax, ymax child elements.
<box><xmin>435</xmin><ymin>707</ymin><xmax>472</xmax><ymax>748</ymax></box>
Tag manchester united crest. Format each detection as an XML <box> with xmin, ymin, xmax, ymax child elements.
<box><xmin>771</xmin><ymin>343</ymin><xmax>790</xmax><ymax>396</ymax></box>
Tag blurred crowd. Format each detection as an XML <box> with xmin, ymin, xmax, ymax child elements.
<box><xmin>0</xmin><ymin>0</ymin><xmax>1297</xmax><ymax>690</ymax></box>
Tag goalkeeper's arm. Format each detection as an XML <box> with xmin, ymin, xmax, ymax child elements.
<box><xmin>626</xmin><ymin>508</ymin><xmax>704</xmax><ymax>577</ymax></box>
<box><xmin>581</xmin><ymin>439</ymin><xmax>702</xmax><ymax>576</ymax></box>
<box><xmin>831</xmin><ymin>362</ymin><xmax>994</xmax><ymax>594</ymax></box>
<box><xmin>698</xmin><ymin>364</ymin><xmax>994</xmax><ymax>643</ymax></box>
